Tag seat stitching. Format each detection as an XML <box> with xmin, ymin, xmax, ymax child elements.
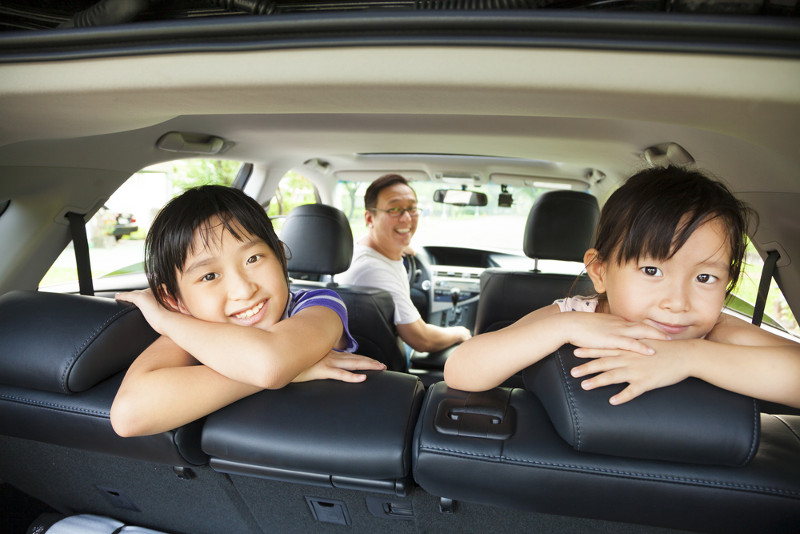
<box><xmin>59</xmin><ymin>306</ymin><xmax>134</xmax><ymax>393</ymax></box>
<box><xmin>555</xmin><ymin>346</ymin><xmax>580</xmax><ymax>449</ymax></box>
<box><xmin>0</xmin><ymin>392</ymin><xmax>109</xmax><ymax>417</ymax></box>
<box><xmin>417</xmin><ymin>445</ymin><xmax>800</xmax><ymax>497</ymax></box>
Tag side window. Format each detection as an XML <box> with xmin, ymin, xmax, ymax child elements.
<box><xmin>267</xmin><ymin>171</ymin><xmax>318</xmax><ymax>233</ymax></box>
<box><xmin>39</xmin><ymin>159</ymin><xmax>241</xmax><ymax>290</ymax></box>
<box><xmin>729</xmin><ymin>242</ymin><xmax>799</xmax><ymax>338</ymax></box>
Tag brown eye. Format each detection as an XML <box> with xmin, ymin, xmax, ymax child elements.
<box><xmin>696</xmin><ymin>274</ymin><xmax>718</xmax><ymax>284</ymax></box>
<box><xmin>641</xmin><ymin>266</ymin><xmax>662</xmax><ymax>276</ymax></box>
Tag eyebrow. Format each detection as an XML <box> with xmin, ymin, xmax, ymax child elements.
<box><xmin>383</xmin><ymin>198</ymin><xmax>417</xmax><ymax>206</ymax></box>
<box><xmin>182</xmin><ymin>238</ymin><xmax>265</xmax><ymax>275</ymax></box>
<box><xmin>698</xmin><ymin>258</ymin><xmax>730</xmax><ymax>271</ymax></box>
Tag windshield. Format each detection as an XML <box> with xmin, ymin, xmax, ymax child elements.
<box><xmin>332</xmin><ymin>180</ymin><xmax>549</xmax><ymax>254</ymax></box>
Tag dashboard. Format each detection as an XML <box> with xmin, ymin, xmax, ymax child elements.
<box><xmin>416</xmin><ymin>246</ymin><xmax>537</xmax><ymax>333</ymax></box>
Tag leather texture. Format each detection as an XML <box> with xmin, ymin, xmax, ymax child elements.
<box><xmin>282</xmin><ymin>203</ymin><xmax>354</xmax><ymax>275</ymax></box>
<box><xmin>522</xmin><ymin>190</ymin><xmax>599</xmax><ymax>261</ymax></box>
<box><xmin>282</xmin><ymin>203</ymin><xmax>406</xmax><ymax>371</ymax></box>
<box><xmin>413</xmin><ymin>382</ymin><xmax>800</xmax><ymax>533</ymax></box>
<box><xmin>202</xmin><ymin>370</ymin><xmax>424</xmax><ymax>480</ymax></box>
<box><xmin>474</xmin><ymin>271</ymin><xmax>594</xmax><ymax>334</ymax></box>
<box><xmin>0</xmin><ymin>372</ymin><xmax>207</xmax><ymax>467</ymax></box>
<box><xmin>523</xmin><ymin>344</ymin><xmax>760</xmax><ymax>466</ymax></box>
<box><xmin>0</xmin><ymin>290</ymin><xmax>158</xmax><ymax>393</ymax></box>
<box><xmin>474</xmin><ymin>190</ymin><xmax>599</xmax><ymax>334</ymax></box>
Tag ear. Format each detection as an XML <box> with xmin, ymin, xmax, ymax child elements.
<box><xmin>364</xmin><ymin>209</ymin><xmax>374</xmax><ymax>228</ymax></box>
<box><xmin>160</xmin><ymin>286</ymin><xmax>191</xmax><ymax>315</ymax></box>
<box><xmin>583</xmin><ymin>248</ymin><xmax>607</xmax><ymax>294</ymax></box>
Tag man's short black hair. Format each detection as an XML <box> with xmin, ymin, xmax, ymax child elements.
<box><xmin>364</xmin><ymin>173</ymin><xmax>415</xmax><ymax>210</ymax></box>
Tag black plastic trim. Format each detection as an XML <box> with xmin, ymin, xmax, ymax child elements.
<box><xmin>1</xmin><ymin>11</ymin><xmax>799</xmax><ymax>63</ymax></box>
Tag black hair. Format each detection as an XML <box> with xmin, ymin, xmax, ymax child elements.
<box><xmin>592</xmin><ymin>166</ymin><xmax>754</xmax><ymax>294</ymax></box>
<box><xmin>364</xmin><ymin>173</ymin><xmax>416</xmax><ymax>210</ymax></box>
<box><xmin>145</xmin><ymin>185</ymin><xmax>287</xmax><ymax>308</ymax></box>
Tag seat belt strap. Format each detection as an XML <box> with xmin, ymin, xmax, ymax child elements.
<box><xmin>752</xmin><ymin>250</ymin><xmax>780</xmax><ymax>327</ymax></box>
<box><xmin>67</xmin><ymin>211</ymin><xmax>94</xmax><ymax>296</ymax></box>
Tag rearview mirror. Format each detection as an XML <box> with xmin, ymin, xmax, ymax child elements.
<box><xmin>433</xmin><ymin>189</ymin><xmax>488</xmax><ymax>207</ymax></box>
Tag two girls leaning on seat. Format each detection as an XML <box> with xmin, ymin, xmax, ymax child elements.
<box><xmin>110</xmin><ymin>186</ymin><xmax>385</xmax><ymax>437</ymax></box>
<box><xmin>444</xmin><ymin>166</ymin><xmax>800</xmax><ymax>409</ymax></box>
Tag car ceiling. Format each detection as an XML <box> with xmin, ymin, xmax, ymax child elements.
<box><xmin>0</xmin><ymin>12</ymin><xmax>799</xmax><ymax>309</ymax></box>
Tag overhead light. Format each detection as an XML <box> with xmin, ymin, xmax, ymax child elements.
<box><xmin>532</xmin><ymin>181</ymin><xmax>573</xmax><ymax>190</ymax></box>
<box><xmin>642</xmin><ymin>143</ymin><xmax>695</xmax><ymax>167</ymax></box>
<box><xmin>491</xmin><ymin>173</ymin><xmax>588</xmax><ymax>190</ymax></box>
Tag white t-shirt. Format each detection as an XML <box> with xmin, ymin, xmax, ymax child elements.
<box><xmin>338</xmin><ymin>245</ymin><xmax>422</xmax><ymax>326</ymax></box>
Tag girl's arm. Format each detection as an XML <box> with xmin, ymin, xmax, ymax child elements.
<box><xmin>573</xmin><ymin>313</ymin><xmax>800</xmax><ymax>407</ymax></box>
<box><xmin>444</xmin><ymin>304</ymin><xmax>668</xmax><ymax>392</ymax></box>
<box><xmin>111</xmin><ymin>338</ymin><xmax>385</xmax><ymax>437</ymax></box>
<box><xmin>110</xmin><ymin>335</ymin><xmax>262</xmax><ymax>437</ymax></box>
<box><xmin>117</xmin><ymin>289</ymin><xmax>354</xmax><ymax>388</ymax></box>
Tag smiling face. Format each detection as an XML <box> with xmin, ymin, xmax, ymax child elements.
<box><xmin>586</xmin><ymin>218</ymin><xmax>732</xmax><ymax>340</ymax></box>
<box><xmin>365</xmin><ymin>182</ymin><xmax>419</xmax><ymax>260</ymax></box>
<box><xmin>171</xmin><ymin>216</ymin><xmax>289</xmax><ymax>330</ymax></box>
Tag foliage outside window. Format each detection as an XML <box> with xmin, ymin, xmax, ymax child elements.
<box><xmin>267</xmin><ymin>171</ymin><xmax>317</xmax><ymax>233</ymax></box>
<box><xmin>729</xmin><ymin>242</ymin><xmax>799</xmax><ymax>337</ymax></box>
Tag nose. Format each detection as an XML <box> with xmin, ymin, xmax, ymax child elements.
<box><xmin>226</xmin><ymin>268</ymin><xmax>257</xmax><ymax>300</ymax></box>
<box><xmin>398</xmin><ymin>208</ymin><xmax>413</xmax><ymax>221</ymax></box>
<box><xmin>659</xmin><ymin>278</ymin><xmax>691</xmax><ymax>313</ymax></box>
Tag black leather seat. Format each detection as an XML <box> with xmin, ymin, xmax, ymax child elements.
<box><xmin>280</xmin><ymin>203</ymin><xmax>407</xmax><ymax>372</ymax></box>
<box><xmin>413</xmin><ymin>344</ymin><xmax>800</xmax><ymax>533</ymax></box>
<box><xmin>474</xmin><ymin>190</ymin><xmax>599</xmax><ymax>334</ymax></box>
<box><xmin>0</xmin><ymin>291</ymin><xmax>263</xmax><ymax>534</ymax></box>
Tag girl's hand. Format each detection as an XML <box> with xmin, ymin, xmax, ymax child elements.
<box><xmin>570</xmin><ymin>339</ymin><xmax>690</xmax><ymax>405</ymax></box>
<box><xmin>562</xmin><ymin>312</ymin><xmax>670</xmax><ymax>356</ymax></box>
<box><xmin>291</xmin><ymin>350</ymin><xmax>387</xmax><ymax>384</ymax></box>
<box><xmin>115</xmin><ymin>289</ymin><xmax>174</xmax><ymax>336</ymax></box>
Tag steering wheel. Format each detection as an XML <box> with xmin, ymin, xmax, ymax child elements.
<box><xmin>404</xmin><ymin>253</ymin><xmax>418</xmax><ymax>284</ymax></box>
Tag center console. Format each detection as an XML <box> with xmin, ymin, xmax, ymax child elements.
<box><xmin>428</xmin><ymin>265</ymin><xmax>482</xmax><ymax>331</ymax></box>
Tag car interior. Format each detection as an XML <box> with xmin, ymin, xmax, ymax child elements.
<box><xmin>1</xmin><ymin>2</ymin><xmax>799</xmax><ymax>533</ymax></box>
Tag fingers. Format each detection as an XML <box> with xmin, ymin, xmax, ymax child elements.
<box><xmin>572</xmin><ymin>360</ymin><xmax>649</xmax><ymax>405</ymax></box>
<box><xmin>115</xmin><ymin>291</ymin><xmax>134</xmax><ymax>303</ymax></box>
<box><xmin>608</xmin><ymin>385</ymin><xmax>642</xmax><ymax>405</ymax></box>
<box><xmin>329</xmin><ymin>369</ymin><xmax>368</xmax><ymax>383</ymax></box>
<box><xmin>573</xmin><ymin>348</ymin><xmax>623</xmax><ymax>358</ymax></box>
<box><xmin>326</xmin><ymin>352</ymin><xmax>386</xmax><ymax>371</ymax></box>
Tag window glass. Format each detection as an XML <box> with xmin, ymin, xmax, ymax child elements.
<box><xmin>267</xmin><ymin>171</ymin><xmax>317</xmax><ymax>234</ymax></box>
<box><xmin>728</xmin><ymin>242</ymin><xmax>799</xmax><ymax>338</ymax></box>
<box><xmin>39</xmin><ymin>159</ymin><xmax>241</xmax><ymax>289</ymax></box>
<box><xmin>332</xmin><ymin>179</ymin><xmax>584</xmax><ymax>274</ymax></box>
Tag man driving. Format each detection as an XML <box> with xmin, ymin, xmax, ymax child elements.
<box><xmin>339</xmin><ymin>174</ymin><xmax>472</xmax><ymax>353</ymax></box>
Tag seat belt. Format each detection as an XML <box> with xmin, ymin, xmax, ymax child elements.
<box><xmin>66</xmin><ymin>211</ymin><xmax>94</xmax><ymax>296</ymax></box>
<box><xmin>751</xmin><ymin>250</ymin><xmax>780</xmax><ymax>327</ymax></box>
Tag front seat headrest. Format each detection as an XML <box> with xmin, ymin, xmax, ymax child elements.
<box><xmin>281</xmin><ymin>204</ymin><xmax>354</xmax><ymax>275</ymax></box>
<box><xmin>523</xmin><ymin>190</ymin><xmax>599</xmax><ymax>262</ymax></box>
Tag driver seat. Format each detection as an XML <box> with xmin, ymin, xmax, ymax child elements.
<box><xmin>474</xmin><ymin>190</ymin><xmax>599</xmax><ymax>334</ymax></box>
<box><xmin>279</xmin><ymin>203</ymin><xmax>407</xmax><ymax>372</ymax></box>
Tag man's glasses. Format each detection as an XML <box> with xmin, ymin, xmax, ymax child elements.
<box><xmin>370</xmin><ymin>206</ymin><xmax>419</xmax><ymax>218</ymax></box>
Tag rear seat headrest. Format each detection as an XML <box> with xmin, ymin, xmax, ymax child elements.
<box><xmin>0</xmin><ymin>290</ymin><xmax>158</xmax><ymax>394</ymax></box>
<box><xmin>280</xmin><ymin>204</ymin><xmax>354</xmax><ymax>275</ymax></box>
<box><xmin>523</xmin><ymin>190</ymin><xmax>599</xmax><ymax>262</ymax></box>
<box><xmin>523</xmin><ymin>344</ymin><xmax>760</xmax><ymax>466</ymax></box>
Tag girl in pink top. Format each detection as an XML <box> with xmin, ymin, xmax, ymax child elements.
<box><xmin>445</xmin><ymin>166</ymin><xmax>800</xmax><ymax>408</ymax></box>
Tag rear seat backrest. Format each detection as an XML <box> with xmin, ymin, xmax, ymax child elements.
<box><xmin>280</xmin><ymin>203</ymin><xmax>407</xmax><ymax>371</ymax></box>
<box><xmin>474</xmin><ymin>190</ymin><xmax>599</xmax><ymax>334</ymax></box>
<box><xmin>0</xmin><ymin>290</ymin><xmax>206</xmax><ymax>466</ymax></box>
